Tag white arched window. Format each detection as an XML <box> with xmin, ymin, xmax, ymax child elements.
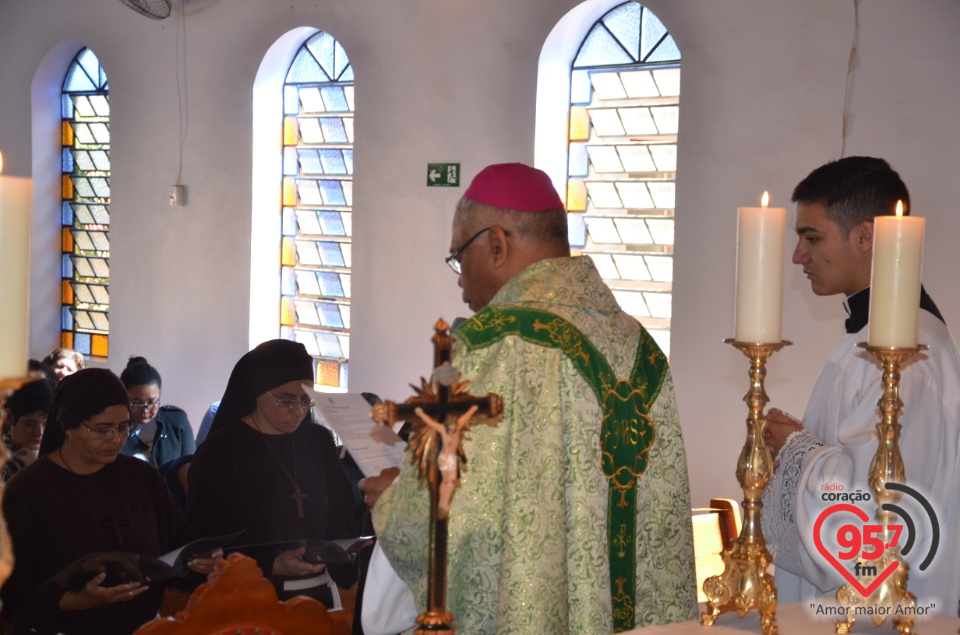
<box><xmin>60</xmin><ymin>48</ymin><xmax>110</xmax><ymax>358</ymax></box>
<box><xmin>279</xmin><ymin>32</ymin><xmax>354</xmax><ymax>389</ymax></box>
<box><xmin>562</xmin><ymin>2</ymin><xmax>680</xmax><ymax>356</ymax></box>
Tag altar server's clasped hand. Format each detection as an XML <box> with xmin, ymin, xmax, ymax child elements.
<box><xmin>763</xmin><ymin>408</ymin><xmax>804</xmax><ymax>468</ymax></box>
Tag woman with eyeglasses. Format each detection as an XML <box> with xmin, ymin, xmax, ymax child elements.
<box><xmin>187</xmin><ymin>339</ymin><xmax>359</xmax><ymax>609</ymax></box>
<box><xmin>1</xmin><ymin>369</ymin><xmax>218</xmax><ymax>635</ymax></box>
<box><xmin>119</xmin><ymin>357</ymin><xmax>196</xmax><ymax>468</ymax></box>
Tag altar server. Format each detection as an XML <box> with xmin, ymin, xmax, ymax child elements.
<box><xmin>762</xmin><ymin>156</ymin><xmax>960</xmax><ymax>613</ymax></box>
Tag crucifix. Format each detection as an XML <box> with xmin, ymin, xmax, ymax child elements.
<box><xmin>372</xmin><ymin>318</ymin><xmax>503</xmax><ymax>634</ymax></box>
<box><xmin>290</xmin><ymin>485</ymin><xmax>308</xmax><ymax>519</ymax></box>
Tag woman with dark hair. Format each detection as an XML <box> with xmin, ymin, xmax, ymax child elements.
<box><xmin>120</xmin><ymin>357</ymin><xmax>196</xmax><ymax>467</ymax></box>
<box><xmin>28</xmin><ymin>359</ymin><xmax>59</xmax><ymax>387</ymax></box>
<box><xmin>1</xmin><ymin>380</ymin><xmax>55</xmax><ymax>482</ymax></box>
<box><xmin>0</xmin><ymin>369</ymin><xmax>217</xmax><ymax>635</ymax></box>
<box><xmin>187</xmin><ymin>339</ymin><xmax>358</xmax><ymax>609</ymax></box>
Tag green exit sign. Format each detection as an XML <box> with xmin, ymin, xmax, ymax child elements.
<box><xmin>427</xmin><ymin>163</ymin><xmax>460</xmax><ymax>187</ymax></box>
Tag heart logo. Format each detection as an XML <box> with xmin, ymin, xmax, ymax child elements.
<box><xmin>813</xmin><ymin>503</ymin><xmax>899</xmax><ymax>597</ymax></box>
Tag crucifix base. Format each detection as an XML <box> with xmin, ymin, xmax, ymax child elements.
<box><xmin>415</xmin><ymin>609</ymin><xmax>456</xmax><ymax>634</ymax></box>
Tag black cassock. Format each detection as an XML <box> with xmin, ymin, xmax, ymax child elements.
<box><xmin>187</xmin><ymin>418</ymin><xmax>358</xmax><ymax>605</ymax></box>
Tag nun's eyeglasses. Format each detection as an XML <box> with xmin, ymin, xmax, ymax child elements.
<box><xmin>267</xmin><ymin>391</ymin><xmax>315</xmax><ymax>412</ymax></box>
<box><xmin>80</xmin><ymin>421</ymin><xmax>133</xmax><ymax>439</ymax></box>
<box><xmin>130</xmin><ymin>401</ymin><xmax>161</xmax><ymax>412</ymax></box>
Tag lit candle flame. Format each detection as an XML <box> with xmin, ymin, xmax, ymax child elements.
<box><xmin>761</xmin><ymin>191</ymin><xmax>769</xmax><ymax>208</ymax></box>
<box><xmin>0</xmin><ymin>150</ymin><xmax>4</xmax><ymax>175</ymax></box>
<box><xmin>895</xmin><ymin>200</ymin><xmax>904</xmax><ymax>218</ymax></box>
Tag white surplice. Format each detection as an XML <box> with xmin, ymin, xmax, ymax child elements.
<box><xmin>763</xmin><ymin>308</ymin><xmax>960</xmax><ymax>614</ymax></box>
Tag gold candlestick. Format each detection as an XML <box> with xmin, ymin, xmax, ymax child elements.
<box><xmin>834</xmin><ymin>344</ymin><xmax>924</xmax><ymax>635</ymax></box>
<box><xmin>701</xmin><ymin>339</ymin><xmax>789</xmax><ymax>635</ymax></box>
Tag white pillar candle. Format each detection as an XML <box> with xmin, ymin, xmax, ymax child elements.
<box><xmin>0</xmin><ymin>151</ymin><xmax>33</xmax><ymax>378</ymax></box>
<box><xmin>735</xmin><ymin>192</ymin><xmax>786</xmax><ymax>343</ymax></box>
<box><xmin>869</xmin><ymin>201</ymin><xmax>924</xmax><ymax>348</ymax></box>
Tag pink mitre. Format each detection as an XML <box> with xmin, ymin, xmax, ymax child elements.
<box><xmin>463</xmin><ymin>163</ymin><xmax>564</xmax><ymax>212</ymax></box>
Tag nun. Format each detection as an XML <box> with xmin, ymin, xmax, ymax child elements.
<box><xmin>187</xmin><ymin>339</ymin><xmax>358</xmax><ymax>608</ymax></box>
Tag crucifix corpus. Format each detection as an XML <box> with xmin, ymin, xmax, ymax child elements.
<box><xmin>371</xmin><ymin>318</ymin><xmax>503</xmax><ymax>634</ymax></box>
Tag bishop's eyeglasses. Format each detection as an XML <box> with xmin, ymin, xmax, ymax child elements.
<box><xmin>445</xmin><ymin>227</ymin><xmax>511</xmax><ymax>274</ymax></box>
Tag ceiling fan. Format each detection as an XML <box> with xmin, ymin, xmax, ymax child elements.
<box><xmin>118</xmin><ymin>0</ymin><xmax>171</xmax><ymax>20</ymax></box>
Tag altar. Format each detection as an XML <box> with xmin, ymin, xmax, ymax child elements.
<box><xmin>621</xmin><ymin>603</ymin><xmax>960</xmax><ymax>635</ymax></box>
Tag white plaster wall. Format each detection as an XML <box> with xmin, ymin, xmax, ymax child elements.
<box><xmin>1</xmin><ymin>0</ymin><xmax>959</xmax><ymax>509</ymax></box>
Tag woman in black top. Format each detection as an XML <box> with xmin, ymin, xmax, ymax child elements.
<box><xmin>1</xmin><ymin>369</ymin><xmax>217</xmax><ymax>635</ymax></box>
<box><xmin>120</xmin><ymin>357</ymin><xmax>196</xmax><ymax>467</ymax></box>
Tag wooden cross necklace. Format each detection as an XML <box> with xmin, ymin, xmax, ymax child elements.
<box><xmin>58</xmin><ymin>446</ymin><xmax>126</xmax><ymax>546</ymax></box>
<box><xmin>250</xmin><ymin>414</ymin><xmax>308</xmax><ymax>519</ymax></box>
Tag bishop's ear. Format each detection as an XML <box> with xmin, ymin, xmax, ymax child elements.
<box><xmin>488</xmin><ymin>225</ymin><xmax>511</xmax><ymax>267</ymax></box>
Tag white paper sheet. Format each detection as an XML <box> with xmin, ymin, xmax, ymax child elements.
<box><xmin>304</xmin><ymin>387</ymin><xmax>407</xmax><ymax>477</ymax></box>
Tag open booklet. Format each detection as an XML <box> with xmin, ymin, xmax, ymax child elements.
<box><xmin>48</xmin><ymin>530</ymin><xmax>245</xmax><ymax>589</ymax></box>
<box><xmin>304</xmin><ymin>388</ymin><xmax>407</xmax><ymax>477</ymax></box>
<box><xmin>227</xmin><ymin>536</ymin><xmax>375</xmax><ymax>566</ymax></box>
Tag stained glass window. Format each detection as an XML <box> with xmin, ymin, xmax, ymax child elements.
<box><xmin>567</xmin><ymin>2</ymin><xmax>679</xmax><ymax>356</ymax></box>
<box><xmin>61</xmin><ymin>48</ymin><xmax>110</xmax><ymax>358</ymax></box>
<box><xmin>281</xmin><ymin>32</ymin><xmax>354</xmax><ymax>389</ymax></box>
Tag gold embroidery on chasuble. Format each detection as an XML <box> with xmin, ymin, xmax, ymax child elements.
<box><xmin>602</xmin><ymin>379</ymin><xmax>657</xmax><ymax>508</ymax></box>
<box><xmin>458</xmin><ymin>305</ymin><xmax>666</xmax><ymax>632</ymax></box>
<box><xmin>611</xmin><ymin>577</ymin><xmax>637</xmax><ymax>627</ymax></box>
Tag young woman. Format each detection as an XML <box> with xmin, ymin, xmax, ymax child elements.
<box><xmin>119</xmin><ymin>357</ymin><xmax>195</xmax><ymax>467</ymax></box>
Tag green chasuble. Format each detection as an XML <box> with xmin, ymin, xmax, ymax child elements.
<box><xmin>374</xmin><ymin>256</ymin><xmax>696</xmax><ymax>635</ymax></box>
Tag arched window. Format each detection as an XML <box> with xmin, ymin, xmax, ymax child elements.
<box><xmin>565</xmin><ymin>2</ymin><xmax>680</xmax><ymax>355</ymax></box>
<box><xmin>280</xmin><ymin>32</ymin><xmax>354</xmax><ymax>390</ymax></box>
<box><xmin>60</xmin><ymin>48</ymin><xmax>110</xmax><ymax>358</ymax></box>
